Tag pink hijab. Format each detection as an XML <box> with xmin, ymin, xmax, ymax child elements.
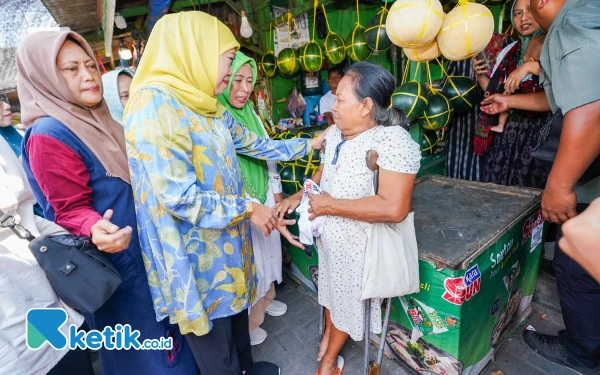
<box><xmin>16</xmin><ymin>31</ymin><xmax>130</xmax><ymax>184</ymax></box>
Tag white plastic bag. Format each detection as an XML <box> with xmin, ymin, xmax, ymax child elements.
<box><xmin>296</xmin><ymin>179</ymin><xmax>326</xmax><ymax>246</ymax></box>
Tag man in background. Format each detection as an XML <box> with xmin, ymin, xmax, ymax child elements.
<box><xmin>319</xmin><ymin>67</ymin><xmax>343</xmax><ymax>127</ymax></box>
<box><xmin>481</xmin><ymin>0</ymin><xmax>600</xmax><ymax>373</ymax></box>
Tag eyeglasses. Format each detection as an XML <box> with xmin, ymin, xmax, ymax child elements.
<box><xmin>0</xmin><ymin>94</ymin><xmax>9</xmax><ymax>105</ymax></box>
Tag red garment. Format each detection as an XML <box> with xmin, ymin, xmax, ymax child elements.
<box><xmin>26</xmin><ymin>134</ymin><xmax>102</xmax><ymax>236</ymax></box>
<box><xmin>484</xmin><ymin>34</ymin><xmax>512</xmax><ymax>78</ymax></box>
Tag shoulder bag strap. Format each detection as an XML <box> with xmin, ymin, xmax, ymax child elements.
<box><xmin>0</xmin><ymin>208</ymin><xmax>36</xmax><ymax>242</ymax></box>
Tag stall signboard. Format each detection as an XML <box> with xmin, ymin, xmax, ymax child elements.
<box><xmin>272</xmin><ymin>6</ymin><xmax>310</xmax><ymax>54</ymax></box>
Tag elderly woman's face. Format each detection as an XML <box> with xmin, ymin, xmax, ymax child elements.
<box><xmin>56</xmin><ymin>40</ymin><xmax>103</xmax><ymax>108</ymax></box>
<box><xmin>513</xmin><ymin>0</ymin><xmax>540</xmax><ymax>36</ymax></box>
<box><xmin>1</xmin><ymin>100</ymin><xmax>12</xmax><ymax>127</ymax></box>
<box><xmin>229</xmin><ymin>64</ymin><xmax>253</xmax><ymax>109</ymax></box>
<box><xmin>332</xmin><ymin>75</ymin><xmax>364</xmax><ymax>132</ymax></box>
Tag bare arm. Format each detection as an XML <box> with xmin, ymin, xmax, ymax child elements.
<box><xmin>480</xmin><ymin>91</ymin><xmax>551</xmax><ymax>114</ymax></box>
<box><xmin>559</xmin><ymin>198</ymin><xmax>600</xmax><ymax>283</ymax></box>
<box><xmin>504</xmin><ymin>61</ymin><xmax>542</xmax><ymax>95</ymax></box>
<box><xmin>542</xmin><ymin>100</ymin><xmax>600</xmax><ymax>223</ymax></box>
<box><xmin>308</xmin><ymin>168</ymin><xmax>416</xmax><ymax>223</ymax></box>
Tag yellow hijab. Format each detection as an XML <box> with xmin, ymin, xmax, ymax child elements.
<box><xmin>126</xmin><ymin>11</ymin><xmax>239</xmax><ymax>118</ymax></box>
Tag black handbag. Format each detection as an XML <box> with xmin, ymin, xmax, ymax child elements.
<box><xmin>532</xmin><ymin>110</ymin><xmax>600</xmax><ymax>185</ymax></box>
<box><xmin>0</xmin><ymin>210</ymin><xmax>122</xmax><ymax>313</ymax></box>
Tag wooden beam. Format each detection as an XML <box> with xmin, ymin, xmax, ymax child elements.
<box><xmin>239</xmin><ymin>38</ymin><xmax>263</xmax><ymax>55</ymax></box>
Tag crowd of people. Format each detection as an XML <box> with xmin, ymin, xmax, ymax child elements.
<box><xmin>0</xmin><ymin>0</ymin><xmax>598</xmax><ymax>374</ymax></box>
<box><xmin>448</xmin><ymin>0</ymin><xmax>600</xmax><ymax>373</ymax></box>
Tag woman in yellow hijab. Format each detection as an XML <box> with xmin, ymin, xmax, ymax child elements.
<box><xmin>124</xmin><ymin>11</ymin><xmax>324</xmax><ymax>375</ymax></box>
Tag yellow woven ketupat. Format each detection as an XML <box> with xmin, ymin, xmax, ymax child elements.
<box><xmin>437</xmin><ymin>1</ymin><xmax>494</xmax><ymax>61</ymax></box>
<box><xmin>404</xmin><ymin>39</ymin><xmax>441</xmax><ymax>62</ymax></box>
<box><xmin>386</xmin><ymin>0</ymin><xmax>444</xmax><ymax>48</ymax></box>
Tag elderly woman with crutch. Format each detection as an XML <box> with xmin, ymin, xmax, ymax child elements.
<box><xmin>280</xmin><ymin>62</ymin><xmax>421</xmax><ymax>375</ymax></box>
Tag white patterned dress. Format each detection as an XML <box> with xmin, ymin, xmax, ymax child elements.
<box><xmin>316</xmin><ymin>125</ymin><xmax>421</xmax><ymax>341</ymax></box>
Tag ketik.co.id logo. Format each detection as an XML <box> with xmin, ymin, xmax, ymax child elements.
<box><xmin>26</xmin><ymin>309</ymin><xmax>69</xmax><ymax>349</ymax></box>
<box><xmin>26</xmin><ymin>308</ymin><xmax>172</xmax><ymax>350</ymax></box>
<box><xmin>442</xmin><ymin>264</ymin><xmax>482</xmax><ymax>305</ymax></box>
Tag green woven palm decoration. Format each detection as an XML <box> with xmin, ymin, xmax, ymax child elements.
<box><xmin>346</xmin><ymin>25</ymin><xmax>372</xmax><ymax>62</ymax></box>
<box><xmin>324</xmin><ymin>32</ymin><xmax>346</xmax><ymax>65</ymax></box>
<box><xmin>277</xmin><ymin>48</ymin><xmax>300</xmax><ymax>76</ymax></box>
<box><xmin>299</xmin><ymin>42</ymin><xmax>324</xmax><ymax>73</ymax></box>
<box><xmin>419</xmin><ymin>92</ymin><xmax>453</xmax><ymax>131</ymax></box>
<box><xmin>280</xmin><ymin>164</ymin><xmax>307</xmax><ymax>195</ymax></box>
<box><xmin>277</xmin><ymin>162</ymin><xmax>292</xmax><ymax>173</ymax></box>
<box><xmin>365</xmin><ymin>10</ymin><xmax>392</xmax><ymax>52</ymax></box>
<box><xmin>260</xmin><ymin>52</ymin><xmax>278</xmax><ymax>78</ymax></box>
<box><xmin>420</xmin><ymin>129</ymin><xmax>439</xmax><ymax>156</ymax></box>
<box><xmin>442</xmin><ymin>76</ymin><xmax>479</xmax><ymax>114</ymax></box>
<box><xmin>391</xmin><ymin>81</ymin><xmax>430</xmax><ymax>120</ymax></box>
<box><xmin>297</xmin><ymin>148</ymin><xmax>321</xmax><ymax>169</ymax></box>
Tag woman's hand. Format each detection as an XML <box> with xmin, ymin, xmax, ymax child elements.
<box><xmin>250</xmin><ymin>202</ymin><xmax>278</xmax><ymax>236</ymax></box>
<box><xmin>91</xmin><ymin>209</ymin><xmax>132</xmax><ymax>253</ymax></box>
<box><xmin>480</xmin><ymin>94</ymin><xmax>510</xmax><ymax>115</ymax></box>
<box><xmin>472</xmin><ymin>56</ymin><xmax>491</xmax><ymax>78</ymax></box>
<box><xmin>275</xmin><ymin>217</ymin><xmax>305</xmax><ymax>248</ymax></box>
<box><xmin>274</xmin><ymin>193</ymin><xmax>302</xmax><ymax>220</ymax></box>
<box><xmin>310</xmin><ymin>126</ymin><xmax>331</xmax><ymax>150</ymax></box>
<box><xmin>308</xmin><ymin>192</ymin><xmax>334</xmax><ymax>220</ymax></box>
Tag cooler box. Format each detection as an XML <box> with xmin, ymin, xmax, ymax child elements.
<box><xmin>384</xmin><ymin>175</ymin><xmax>546</xmax><ymax>375</ymax></box>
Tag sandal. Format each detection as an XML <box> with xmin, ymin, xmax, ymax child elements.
<box><xmin>315</xmin><ymin>355</ymin><xmax>345</xmax><ymax>375</ymax></box>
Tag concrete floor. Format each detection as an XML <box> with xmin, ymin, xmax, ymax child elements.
<box><xmin>252</xmin><ymin>269</ymin><xmax>575</xmax><ymax>375</ymax></box>
<box><xmin>91</xmin><ymin>243</ymin><xmax>576</xmax><ymax>375</ymax></box>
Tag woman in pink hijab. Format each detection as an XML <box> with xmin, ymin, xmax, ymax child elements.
<box><xmin>16</xmin><ymin>31</ymin><xmax>197</xmax><ymax>374</ymax></box>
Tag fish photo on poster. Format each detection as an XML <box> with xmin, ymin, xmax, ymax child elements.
<box><xmin>490</xmin><ymin>288</ymin><xmax>523</xmax><ymax>347</ymax></box>
<box><xmin>386</xmin><ymin>321</ymin><xmax>463</xmax><ymax>375</ymax></box>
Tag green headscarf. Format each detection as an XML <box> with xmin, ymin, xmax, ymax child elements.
<box><xmin>511</xmin><ymin>0</ymin><xmax>543</xmax><ymax>67</ymax></box>
<box><xmin>218</xmin><ymin>51</ymin><xmax>269</xmax><ymax>204</ymax></box>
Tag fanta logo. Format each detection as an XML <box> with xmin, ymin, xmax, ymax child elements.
<box><xmin>522</xmin><ymin>211</ymin><xmax>543</xmax><ymax>244</ymax></box>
